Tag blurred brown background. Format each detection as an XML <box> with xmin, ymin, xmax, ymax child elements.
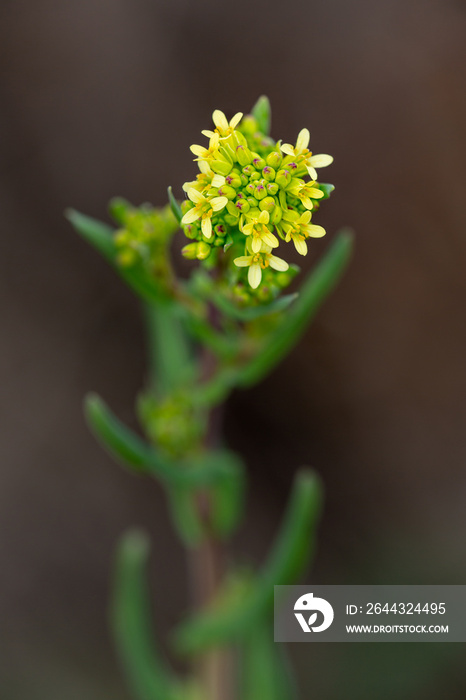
<box><xmin>1</xmin><ymin>0</ymin><xmax>466</xmax><ymax>698</ymax></box>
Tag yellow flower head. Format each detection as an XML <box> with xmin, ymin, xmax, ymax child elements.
<box><xmin>202</xmin><ymin>110</ymin><xmax>243</xmax><ymax>139</ymax></box>
<box><xmin>181</xmin><ymin>188</ymin><xmax>228</xmax><ymax>239</ymax></box>
<box><xmin>241</xmin><ymin>210</ymin><xmax>279</xmax><ymax>254</ymax></box>
<box><xmin>281</xmin><ymin>128</ymin><xmax>333</xmax><ymax>180</ymax></box>
<box><xmin>234</xmin><ymin>244</ymin><xmax>289</xmax><ymax>289</ymax></box>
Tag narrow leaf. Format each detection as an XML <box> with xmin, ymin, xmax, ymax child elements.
<box><xmin>112</xmin><ymin>530</ymin><xmax>179</xmax><ymax>700</ymax></box>
<box><xmin>66</xmin><ymin>208</ymin><xmax>116</xmax><ymax>262</ymax></box>
<box><xmin>168</xmin><ymin>186</ymin><xmax>183</xmax><ymax>223</ymax></box>
<box><xmin>173</xmin><ymin>468</ymin><xmax>323</xmax><ymax>654</ymax></box>
<box><xmin>251</xmin><ymin>95</ymin><xmax>271</xmax><ymax>136</ymax></box>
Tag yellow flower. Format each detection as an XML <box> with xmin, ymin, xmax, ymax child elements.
<box><xmin>202</xmin><ymin>110</ymin><xmax>243</xmax><ymax>139</ymax></box>
<box><xmin>241</xmin><ymin>210</ymin><xmax>279</xmax><ymax>253</ymax></box>
<box><xmin>280</xmin><ymin>128</ymin><xmax>333</xmax><ymax>180</ymax></box>
<box><xmin>281</xmin><ymin>210</ymin><xmax>326</xmax><ymax>256</ymax></box>
<box><xmin>234</xmin><ymin>244</ymin><xmax>289</xmax><ymax>289</ymax></box>
<box><xmin>287</xmin><ymin>178</ymin><xmax>324</xmax><ymax>210</ymax></box>
<box><xmin>181</xmin><ymin>188</ymin><xmax>228</xmax><ymax>239</ymax></box>
<box><xmin>182</xmin><ymin>167</ymin><xmax>225</xmax><ymax>195</ymax></box>
<box><xmin>190</xmin><ymin>132</ymin><xmax>221</xmax><ymax>165</ymax></box>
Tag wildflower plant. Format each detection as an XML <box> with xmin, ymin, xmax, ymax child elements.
<box><xmin>67</xmin><ymin>97</ymin><xmax>352</xmax><ymax>700</ymax></box>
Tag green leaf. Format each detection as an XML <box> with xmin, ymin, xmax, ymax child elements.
<box><xmin>238</xmin><ymin>229</ymin><xmax>354</xmax><ymax>387</ymax></box>
<box><xmin>241</xmin><ymin>620</ymin><xmax>297</xmax><ymax>700</ymax></box>
<box><xmin>251</xmin><ymin>95</ymin><xmax>271</xmax><ymax>136</ymax></box>
<box><xmin>167</xmin><ymin>486</ymin><xmax>205</xmax><ymax>547</ymax></box>
<box><xmin>112</xmin><ymin>530</ymin><xmax>180</xmax><ymax>700</ymax></box>
<box><xmin>173</xmin><ymin>468</ymin><xmax>323</xmax><ymax>654</ymax></box>
<box><xmin>65</xmin><ymin>208</ymin><xmax>116</xmax><ymax>262</ymax></box>
<box><xmin>317</xmin><ymin>183</ymin><xmax>335</xmax><ymax>199</ymax></box>
<box><xmin>168</xmin><ymin>186</ymin><xmax>183</xmax><ymax>223</ymax></box>
<box><xmin>144</xmin><ymin>302</ymin><xmax>194</xmax><ymax>393</ymax></box>
<box><xmin>209</xmin><ymin>451</ymin><xmax>246</xmax><ymax>538</ymax></box>
<box><xmin>66</xmin><ymin>209</ymin><xmax>165</xmax><ymax>304</ymax></box>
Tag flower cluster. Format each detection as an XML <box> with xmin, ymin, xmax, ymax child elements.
<box><xmin>180</xmin><ymin>109</ymin><xmax>334</xmax><ymax>292</ymax></box>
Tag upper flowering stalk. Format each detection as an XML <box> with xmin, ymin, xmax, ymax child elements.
<box><xmin>179</xmin><ymin>106</ymin><xmax>334</xmax><ymax>299</ymax></box>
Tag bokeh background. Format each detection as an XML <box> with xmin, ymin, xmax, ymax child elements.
<box><xmin>1</xmin><ymin>0</ymin><xmax>466</xmax><ymax>698</ymax></box>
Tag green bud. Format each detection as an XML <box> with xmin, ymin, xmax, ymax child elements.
<box><xmin>214</xmin><ymin>223</ymin><xmax>228</xmax><ymax>237</ymax></box>
<box><xmin>196</xmin><ymin>241</ymin><xmax>212</xmax><ymax>260</ymax></box>
<box><xmin>225</xmin><ymin>173</ymin><xmax>242</xmax><ymax>189</ymax></box>
<box><xmin>267</xmin><ymin>182</ymin><xmax>279</xmax><ymax>195</ymax></box>
<box><xmin>245</xmin><ymin>182</ymin><xmax>256</xmax><ymax>195</ymax></box>
<box><xmin>240</xmin><ymin>115</ymin><xmax>258</xmax><ymax>136</ymax></box>
<box><xmin>266</xmin><ymin>151</ymin><xmax>282</xmax><ymax>169</ymax></box>
<box><xmin>226</xmin><ymin>201</ymin><xmax>240</xmax><ymax>217</ymax></box>
<box><xmin>276</xmin><ymin>168</ymin><xmax>292</xmax><ymax>188</ymax></box>
<box><xmin>250</xmin><ymin>171</ymin><xmax>261</xmax><ymax>182</ymax></box>
<box><xmin>247</xmin><ymin>197</ymin><xmax>259</xmax><ymax>208</ymax></box>
<box><xmin>242</xmin><ymin>165</ymin><xmax>255</xmax><ymax>177</ymax></box>
<box><xmin>211</xmin><ymin>159</ymin><xmax>233</xmax><ymax>176</ymax></box>
<box><xmin>240</xmin><ymin>174</ymin><xmax>248</xmax><ymax>186</ymax></box>
<box><xmin>262</xmin><ymin>166</ymin><xmax>276</xmax><ymax>181</ymax></box>
<box><xmin>270</xmin><ymin>205</ymin><xmax>283</xmax><ymax>225</ymax></box>
<box><xmin>225</xmin><ymin>214</ymin><xmax>239</xmax><ymax>226</ymax></box>
<box><xmin>236</xmin><ymin>145</ymin><xmax>252</xmax><ymax>166</ymax></box>
<box><xmin>183</xmin><ymin>223</ymin><xmax>199</xmax><ymax>239</ymax></box>
<box><xmin>234</xmin><ymin>198</ymin><xmax>250</xmax><ymax>214</ymax></box>
<box><xmin>252</xmin><ymin>156</ymin><xmax>266</xmax><ymax>170</ymax></box>
<box><xmin>118</xmin><ymin>248</ymin><xmax>138</xmax><ymax>267</ymax></box>
<box><xmin>181</xmin><ymin>242</ymin><xmax>199</xmax><ymax>260</ymax></box>
<box><xmin>259</xmin><ymin>196</ymin><xmax>276</xmax><ymax>213</ymax></box>
<box><xmin>254</xmin><ymin>182</ymin><xmax>267</xmax><ymax>200</ymax></box>
<box><xmin>181</xmin><ymin>200</ymin><xmax>194</xmax><ymax>214</ymax></box>
<box><xmin>217</xmin><ymin>184</ymin><xmax>237</xmax><ymax>200</ymax></box>
<box><xmin>213</xmin><ymin>237</ymin><xmax>225</xmax><ymax>247</ymax></box>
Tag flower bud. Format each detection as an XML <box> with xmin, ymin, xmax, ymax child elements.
<box><xmin>196</xmin><ymin>241</ymin><xmax>212</xmax><ymax>260</ymax></box>
<box><xmin>270</xmin><ymin>205</ymin><xmax>283</xmax><ymax>225</ymax></box>
<box><xmin>225</xmin><ymin>214</ymin><xmax>239</xmax><ymax>226</ymax></box>
<box><xmin>259</xmin><ymin>196</ymin><xmax>276</xmax><ymax>213</ymax></box>
<box><xmin>236</xmin><ymin>145</ymin><xmax>252</xmax><ymax>166</ymax></box>
<box><xmin>245</xmin><ymin>182</ymin><xmax>256</xmax><ymax>195</ymax></box>
<box><xmin>225</xmin><ymin>173</ymin><xmax>242</xmax><ymax>189</ymax></box>
<box><xmin>217</xmin><ymin>184</ymin><xmax>237</xmax><ymax>200</ymax></box>
<box><xmin>214</xmin><ymin>224</ymin><xmax>228</xmax><ymax>237</ymax></box>
<box><xmin>181</xmin><ymin>242</ymin><xmax>199</xmax><ymax>260</ymax></box>
<box><xmin>254</xmin><ymin>182</ymin><xmax>267</xmax><ymax>200</ymax></box>
<box><xmin>252</xmin><ymin>156</ymin><xmax>266</xmax><ymax>170</ymax></box>
<box><xmin>267</xmin><ymin>182</ymin><xmax>279</xmax><ymax>195</ymax></box>
<box><xmin>240</xmin><ymin>173</ymin><xmax>248</xmax><ymax>186</ymax></box>
<box><xmin>250</xmin><ymin>171</ymin><xmax>261</xmax><ymax>182</ymax></box>
<box><xmin>234</xmin><ymin>198</ymin><xmax>250</xmax><ymax>214</ymax></box>
<box><xmin>226</xmin><ymin>201</ymin><xmax>240</xmax><ymax>217</ymax></box>
<box><xmin>266</xmin><ymin>151</ymin><xmax>282</xmax><ymax>169</ymax></box>
<box><xmin>211</xmin><ymin>159</ymin><xmax>233</xmax><ymax>176</ymax></box>
<box><xmin>247</xmin><ymin>197</ymin><xmax>259</xmax><ymax>208</ymax></box>
<box><xmin>242</xmin><ymin>165</ymin><xmax>254</xmax><ymax>177</ymax></box>
<box><xmin>275</xmin><ymin>169</ymin><xmax>292</xmax><ymax>188</ymax></box>
<box><xmin>262</xmin><ymin>166</ymin><xmax>276</xmax><ymax>181</ymax></box>
<box><xmin>183</xmin><ymin>223</ymin><xmax>199</xmax><ymax>239</ymax></box>
<box><xmin>239</xmin><ymin>115</ymin><xmax>257</xmax><ymax>135</ymax></box>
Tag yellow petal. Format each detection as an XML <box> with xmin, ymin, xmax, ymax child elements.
<box><xmin>198</xmin><ymin>160</ymin><xmax>211</xmax><ymax>174</ymax></box>
<box><xmin>302</xmin><ymin>197</ymin><xmax>314</xmax><ymax>210</ymax></box>
<box><xmin>248</xmin><ymin>263</ymin><xmax>262</xmax><ymax>289</ymax></box>
<box><xmin>202</xmin><ymin>130</ymin><xmax>215</xmax><ymax>138</ymax></box>
<box><xmin>309</xmin><ymin>154</ymin><xmax>333</xmax><ymax>168</ymax></box>
<box><xmin>230</xmin><ymin>112</ymin><xmax>243</xmax><ymax>129</ymax></box>
<box><xmin>210</xmin><ymin>196</ymin><xmax>228</xmax><ymax>212</ymax></box>
<box><xmin>262</xmin><ymin>231</ymin><xmax>279</xmax><ymax>248</ymax></box>
<box><xmin>307</xmin><ymin>187</ymin><xmax>324</xmax><ymax>199</ymax></box>
<box><xmin>299</xmin><ymin>210</ymin><xmax>312</xmax><ymax>224</ymax></box>
<box><xmin>269</xmin><ymin>256</ymin><xmax>289</xmax><ymax>272</ymax></box>
<box><xmin>188</xmin><ymin>188</ymin><xmax>204</xmax><ymax>204</ymax></box>
<box><xmin>251</xmin><ymin>237</ymin><xmax>262</xmax><ymax>253</ymax></box>
<box><xmin>190</xmin><ymin>144</ymin><xmax>207</xmax><ymax>157</ymax></box>
<box><xmin>212</xmin><ymin>110</ymin><xmax>229</xmax><ymax>131</ymax></box>
<box><xmin>181</xmin><ymin>209</ymin><xmax>200</xmax><ymax>224</ymax></box>
<box><xmin>258</xmin><ymin>210</ymin><xmax>270</xmax><ymax>224</ymax></box>
<box><xmin>211</xmin><ymin>174</ymin><xmax>226</xmax><ymax>188</ymax></box>
<box><xmin>293</xmin><ymin>237</ymin><xmax>308</xmax><ymax>256</ymax></box>
<box><xmin>296</xmin><ymin>128</ymin><xmax>310</xmax><ymax>152</ymax></box>
<box><xmin>242</xmin><ymin>224</ymin><xmax>254</xmax><ymax>235</ymax></box>
<box><xmin>307</xmin><ymin>224</ymin><xmax>326</xmax><ymax>238</ymax></box>
<box><xmin>280</xmin><ymin>143</ymin><xmax>295</xmax><ymax>156</ymax></box>
<box><xmin>234</xmin><ymin>256</ymin><xmax>253</xmax><ymax>267</ymax></box>
<box><xmin>306</xmin><ymin>165</ymin><xmax>318</xmax><ymax>180</ymax></box>
<box><xmin>201</xmin><ymin>216</ymin><xmax>212</xmax><ymax>239</ymax></box>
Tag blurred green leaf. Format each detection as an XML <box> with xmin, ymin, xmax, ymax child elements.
<box><xmin>210</xmin><ymin>451</ymin><xmax>246</xmax><ymax>538</ymax></box>
<box><xmin>238</xmin><ymin>229</ymin><xmax>354</xmax><ymax>387</ymax></box>
<box><xmin>168</xmin><ymin>186</ymin><xmax>183</xmax><ymax>223</ymax></box>
<box><xmin>144</xmin><ymin>302</ymin><xmax>194</xmax><ymax>393</ymax></box>
<box><xmin>173</xmin><ymin>468</ymin><xmax>323</xmax><ymax>654</ymax></box>
<box><xmin>66</xmin><ymin>209</ymin><xmax>165</xmax><ymax>304</ymax></box>
<box><xmin>112</xmin><ymin>530</ymin><xmax>180</xmax><ymax>700</ymax></box>
<box><xmin>241</xmin><ymin>620</ymin><xmax>297</xmax><ymax>700</ymax></box>
<box><xmin>318</xmin><ymin>183</ymin><xmax>335</xmax><ymax>199</ymax></box>
<box><xmin>251</xmin><ymin>95</ymin><xmax>271</xmax><ymax>136</ymax></box>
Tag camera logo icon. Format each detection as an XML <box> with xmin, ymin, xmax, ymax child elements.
<box><xmin>294</xmin><ymin>592</ymin><xmax>334</xmax><ymax>632</ymax></box>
